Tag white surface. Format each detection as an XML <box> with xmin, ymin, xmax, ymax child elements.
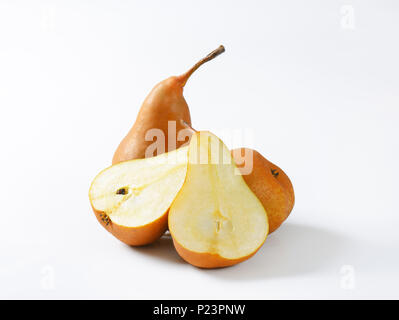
<box><xmin>1</xmin><ymin>1</ymin><xmax>398</xmax><ymax>299</ymax></box>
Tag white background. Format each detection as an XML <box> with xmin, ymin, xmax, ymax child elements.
<box><xmin>1</xmin><ymin>1</ymin><xmax>398</xmax><ymax>299</ymax></box>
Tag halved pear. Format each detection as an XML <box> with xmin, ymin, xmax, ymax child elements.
<box><xmin>168</xmin><ymin>132</ymin><xmax>269</xmax><ymax>268</ymax></box>
<box><xmin>89</xmin><ymin>146</ymin><xmax>188</xmax><ymax>246</ymax></box>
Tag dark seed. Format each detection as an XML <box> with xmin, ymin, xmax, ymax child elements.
<box><xmin>116</xmin><ymin>187</ymin><xmax>127</xmax><ymax>195</ymax></box>
<box><xmin>271</xmin><ymin>169</ymin><xmax>279</xmax><ymax>178</ymax></box>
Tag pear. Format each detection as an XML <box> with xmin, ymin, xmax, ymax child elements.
<box><xmin>112</xmin><ymin>46</ymin><xmax>225</xmax><ymax>164</ymax></box>
<box><xmin>232</xmin><ymin>148</ymin><xmax>295</xmax><ymax>233</ymax></box>
<box><xmin>89</xmin><ymin>146</ymin><xmax>188</xmax><ymax>246</ymax></box>
<box><xmin>168</xmin><ymin>132</ymin><xmax>268</xmax><ymax>268</ymax></box>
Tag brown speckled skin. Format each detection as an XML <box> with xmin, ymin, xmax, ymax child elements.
<box><xmin>112</xmin><ymin>76</ymin><xmax>192</xmax><ymax>164</ymax></box>
<box><xmin>91</xmin><ymin>205</ymin><xmax>168</xmax><ymax>246</ymax></box>
<box><xmin>232</xmin><ymin>148</ymin><xmax>295</xmax><ymax>233</ymax></box>
<box><xmin>172</xmin><ymin>238</ymin><xmax>263</xmax><ymax>269</ymax></box>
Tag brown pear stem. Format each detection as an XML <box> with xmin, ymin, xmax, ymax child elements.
<box><xmin>179</xmin><ymin>45</ymin><xmax>225</xmax><ymax>87</ymax></box>
<box><xmin>180</xmin><ymin>119</ymin><xmax>197</xmax><ymax>133</ymax></box>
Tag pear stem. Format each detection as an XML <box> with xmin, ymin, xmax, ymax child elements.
<box><xmin>179</xmin><ymin>45</ymin><xmax>225</xmax><ymax>87</ymax></box>
<box><xmin>180</xmin><ymin>119</ymin><xmax>197</xmax><ymax>133</ymax></box>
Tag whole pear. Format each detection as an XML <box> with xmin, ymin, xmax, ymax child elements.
<box><xmin>232</xmin><ymin>148</ymin><xmax>295</xmax><ymax>233</ymax></box>
<box><xmin>112</xmin><ymin>46</ymin><xmax>225</xmax><ymax>164</ymax></box>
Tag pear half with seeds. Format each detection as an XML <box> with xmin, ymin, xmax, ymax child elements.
<box><xmin>89</xmin><ymin>146</ymin><xmax>188</xmax><ymax>246</ymax></box>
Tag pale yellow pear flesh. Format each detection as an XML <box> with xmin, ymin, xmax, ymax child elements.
<box><xmin>169</xmin><ymin>132</ymin><xmax>269</xmax><ymax>268</ymax></box>
<box><xmin>89</xmin><ymin>147</ymin><xmax>188</xmax><ymax>245</ymax></box>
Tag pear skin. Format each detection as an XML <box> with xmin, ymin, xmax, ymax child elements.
<box><xmin>91</xmin><ymin>205</ymin><xmax>169</xmax><ymax>246</ymax></box>
<box><xmin>232</xmin><ymin>148</ymin><xmax>295</xmax><ymax>233</ymax></box>
<box><xmin>112</xmin><ymin>46</ymin><xmax>225</xmax><ymax>164</ymax></box>
<box><xmin>172</xmin><ymin>240</ymin><xmax>260</xmax><ymax>269</ymax></box>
